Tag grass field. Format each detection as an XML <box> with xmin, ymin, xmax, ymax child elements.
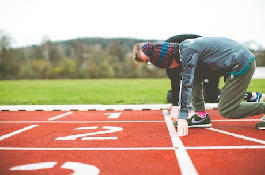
<box><xmin>0</xmin><ymin>79</ymin><xmax>264</xmax><ymax>105</ymax></box>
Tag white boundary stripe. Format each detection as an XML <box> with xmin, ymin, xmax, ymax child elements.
<box><xmin>207</xmin><ymin>128</ymin><xmax>265</xmax><ymax>144</ymax></box>
<box><xmin>211</xmin><ymin>119</ymin><xmax>259</xmax><ymax>122</ymax></box>
<box><xmin>0</xmin><ymin>147</ymin><xmax>175</xmax><ymax>151</ymax></box>
<box><xmin>1</xmin><ymin>145</ymin><xmax>265</xmax><ymax>151</ymax></box>
<box><xmin>48</xmin><ymin>112</ymin><xmax>73</xmax><ymax>120</ymax></box>
<box><xmin>0</xmin><ymin>104</ymin><xmax>218</xmax><ymax>111</ymax></box>
<box><xmin>0</xmin><ymin>121</ymin><xmax>165</xmax><ymax>123</ymax></box>
<box><xmin>163</xmin><ymin>110</ymin><xmax>198</xmax><ymax>175</ymax></box>
<box><xmin>185</xmin><ymin>145</ymin><xmax>265</xmax><ymax>149</ymax></box>
<box><xmin>0</xmin><ymin>125</ymin><xmax>38</xmax><ymax>141</ymax></box>
<box><xmin>0</xmin><ymin>119</ymin><xmax>260</xmax><ymax>123</ymax></box>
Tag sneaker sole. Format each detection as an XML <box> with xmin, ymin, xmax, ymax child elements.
<box><xmin>256</xmin><ymin>126</ymin><xmax>265</xmax><ymax>130</ymax></box>
<box><xmin>173</xmin><ymin>123</ymin><xmax>212</xmax><ymax>128</ymax></box>
<box><xmin>189</xmin><ymin>123</ymin><xmax>212</xmax><ymax>128</ymax></box>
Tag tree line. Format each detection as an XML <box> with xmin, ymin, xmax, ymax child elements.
<box><xmin>0</xmin><ymin>32</ymin><xmax>265</xmax><ymax>79</ymax></box>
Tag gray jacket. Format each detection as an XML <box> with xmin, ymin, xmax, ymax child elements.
<box><xmin>178</xmin><ymin>37</ymin><xmax>255</xmax><ymax>119</ymax></box>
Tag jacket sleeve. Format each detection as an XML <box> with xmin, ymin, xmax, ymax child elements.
<box><xmin>165</xmin><ymin>34</ymin><xmax>201</xmax><ymax>106</ymax></box>
<box><xmin>178</xmin><ymin>52</ymin><xmax>199</xmax><ymax>119</ymax></box>
<box><xmin>169</xmin><ymin>67</ymin><xmax>181</xmax><ymax>106</ymax></box>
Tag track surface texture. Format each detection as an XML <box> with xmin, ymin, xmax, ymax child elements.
<box><xmin>0</xmin><ymin>109</ymin><xmax>264</xmax><ymax>175</ymax></box>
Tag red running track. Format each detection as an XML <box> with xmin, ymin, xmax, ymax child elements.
<box><xmin>0</xmin><ymin>110</ymin><xmax>264</xmax><ymax>175</ymax></box>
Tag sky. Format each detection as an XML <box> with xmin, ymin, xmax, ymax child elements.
<box><xmin>0</xmin><ymin>0</ymin><xmax>265</xmax><ymax>49</ymax></box>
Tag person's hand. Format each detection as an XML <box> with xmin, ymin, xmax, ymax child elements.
<box><xmin>177</xmin><ymin>119</ymin><xmax>188</xmax><ymax>137</ymax></box>
<box><xmin>168</xmin><ymin>104</ymin><xmax>173</xmax><ymax>114</ymax></box>
<box><xmin>170</xmin><ymin>106</ymin><xmax>179</xmax><ymax>122</ymax></box>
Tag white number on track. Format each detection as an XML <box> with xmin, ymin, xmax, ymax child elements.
<box><xmin>104</xmin><ymin>112</ymin><xmax>121</xmax><ymax>119</ymax></box>
<box><xmin>55</xmin><ymin>126</ymin><xmax>123</xmax><ymax>140</ymax></box>
<box><xmin>10</xmin><ymin>161</ymin><xmax>100</xmax><ymax>175</ymax></box>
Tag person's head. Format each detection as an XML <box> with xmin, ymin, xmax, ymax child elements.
<box><xmin>132</xmin><ymin>43</ymin><xmax>149</xmax><ymax>64</ymax></box>
<box><xmin>132</xmin><ymin>42</ymin><xmax>180</xmax><ymax>69</ymax></box>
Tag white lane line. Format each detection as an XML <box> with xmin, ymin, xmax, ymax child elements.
<box><xmin>48</xmin><ymin>112</ymin><xmax>73</xmax><ymax>120</ymax></box>
<box><xmin>0</xmin><ymin>147</ymin><xmax>175</xmax><ymax>150</ymax></box>
<box><xmin>211</xmin><ymin>119</ymin><xmax>259</xmax><ymax>122</ymax></box>
<box><xmin>207</xmin><ymin>128</ymin><xmax>265</xmax><ymax>144</ymax></box>
<box><xmin>0</xmin><ymin>125</ymin><xmax>38</xmax><ymax>141</ymax></box>
<box><xmin>186</xmin><ymin>145</ymin><xmax>265</xmax><ymax>149</ymax></box>
<box><xmin>10</xmin><ymin>162</ymin><xmax>57</xmax><ymax>170</ymax></box>
<box><xmin>1</xmin><ymin>145</ymin><xmax>265</xmax><ymax>151</ymax></box>
<box><xmin>0</xmin><ymin>121</ymin><xmax>164</xmax><ymax>123</ymax></box>
<box><xmin>163</xmin><ymin>110</ymin><xmax>198</xmax><ymax>175</ymax></box>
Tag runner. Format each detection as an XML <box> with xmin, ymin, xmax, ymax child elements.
<box><xmin>133</xmin><ymin>36</ymin><xmax>265</xmax><ymax>136</ymax></box>
<box><xmin>164</xmin><ymin>35</ymin><xmax>264</xmax><ymax>104</ymax></box>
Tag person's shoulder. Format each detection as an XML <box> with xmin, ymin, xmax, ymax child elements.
<box><xmin>180</xmin><ymin>38</ymin><xmax>196</xmax><ymax>46</ymax></box>
<box><xmin>196</xmin><ymin>36</ymin><xmax>232</xmax><ymax>41</ymax></box>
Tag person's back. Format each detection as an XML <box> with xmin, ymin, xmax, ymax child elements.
<box><xmin>179</xmin><ymin>37</ymin><xmax>255</xmax><ymax>79</ymax></box>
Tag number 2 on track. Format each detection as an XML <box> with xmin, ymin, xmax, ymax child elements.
<box><xmin>55</xmin><ymin>126</ymin><xmax>123</xmax><ymax>140</ymax></box>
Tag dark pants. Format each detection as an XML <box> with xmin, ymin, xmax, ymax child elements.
<box><xmin>203</xmin><ymin>78</ymin><xmax>220</xmax><ymax>103</ymax></box>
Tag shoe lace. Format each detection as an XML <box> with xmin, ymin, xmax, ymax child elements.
<box><xmin>187</xmin><ymin>112</ymin><xmax>195</xmax><ymax>119</ymax></box>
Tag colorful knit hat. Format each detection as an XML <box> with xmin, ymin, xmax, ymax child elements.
<box><xmin>141</xmin><ymin>42</ymin><xmax>175</xmax><ymax>68</ymax></box>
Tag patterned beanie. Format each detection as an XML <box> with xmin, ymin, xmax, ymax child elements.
<box><xmin>141</xmin><ymin>42</ymin><xmax>175</xmax><ymax>68</ymax></box>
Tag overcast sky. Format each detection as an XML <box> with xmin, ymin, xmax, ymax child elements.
<box><xmin>0</xmin><ymin>0</ymin><xmax>265</xmax><ymax>48</ymax></box>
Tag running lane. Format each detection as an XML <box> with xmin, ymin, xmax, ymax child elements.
<box><xmin>181</xmin><ymin>110</ymin><xmax>265</xmax><ymax>175</ymax></box>
<box><xmin>0</xmin><ymin>110</ymin><xmax>181</xmax><ymax>175</ymax></box>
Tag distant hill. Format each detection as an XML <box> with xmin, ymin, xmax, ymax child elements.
<box><xmin>54</xmin><ymin>37</ymin><xmax>160</xmax><ymax>53</ymax></box>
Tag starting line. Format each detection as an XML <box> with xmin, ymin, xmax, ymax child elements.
<box><xmin>1</xmin><ymin>145</ymin><xmax>265</xmax><ymax>151</ymax></box>
<box><xmin>0</xmin><ymin>104</ymin><xmax>219</xmax><ymax>111</ymax></box>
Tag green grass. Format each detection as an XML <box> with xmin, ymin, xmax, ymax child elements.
<box><xmin>0</xmin><ymin>79</ymin><xmax>171</xmax><ymax>105</ymax></box>
<box><xmin>0</xmin><ymin>79</ymin><xmax>264</xmax><ymax>105</ymax></box>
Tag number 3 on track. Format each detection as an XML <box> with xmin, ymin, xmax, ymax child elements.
<box><xmin>55</xmin><ymin>126</ymin><xmax>123</xmax><ymax>140</ymax></box>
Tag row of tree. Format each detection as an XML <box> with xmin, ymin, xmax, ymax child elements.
<box><xmin>0</xmin><ymin>32</ymin><xmax>265</xmax><ymax>79</ymax></box>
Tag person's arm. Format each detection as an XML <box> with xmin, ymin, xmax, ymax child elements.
<box><xmin>179</xmin><ymin>53</ymin><xmax>199</xmax><ymax>119</ymax></box>
<box><xmin>168</xmin><ymin>67</ymin><xmax>181</xmax><ymax>120</ymax></box>
<box><xmin>173</xmin><ymin>52</ymin><xmax>198</xmax><ymax>137</ymax></box>
<box><xmin>169</xmin><ymin>67</ymin><xmax>181</xmax><ymax>106</ymax></box>
<box><xmin>165</xmin><ymin>34</ymin><xmax>201</xmax><ymax>109</ymax></box>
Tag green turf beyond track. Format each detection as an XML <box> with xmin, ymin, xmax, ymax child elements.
<box><xmin>0</xmin><ymin>79</ymin><xmax>264</xmax><ymax>105</ymax></box>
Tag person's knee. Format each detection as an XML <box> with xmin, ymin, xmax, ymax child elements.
<box><xmin>218</xmin><ymin>105</ymin><xmax>233</xmax><ymax>119</ymax></box>
<box><xmin>218</xmin><ymin>109</ymin><xmax>231</xmax><ymax>118</ymax></box>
